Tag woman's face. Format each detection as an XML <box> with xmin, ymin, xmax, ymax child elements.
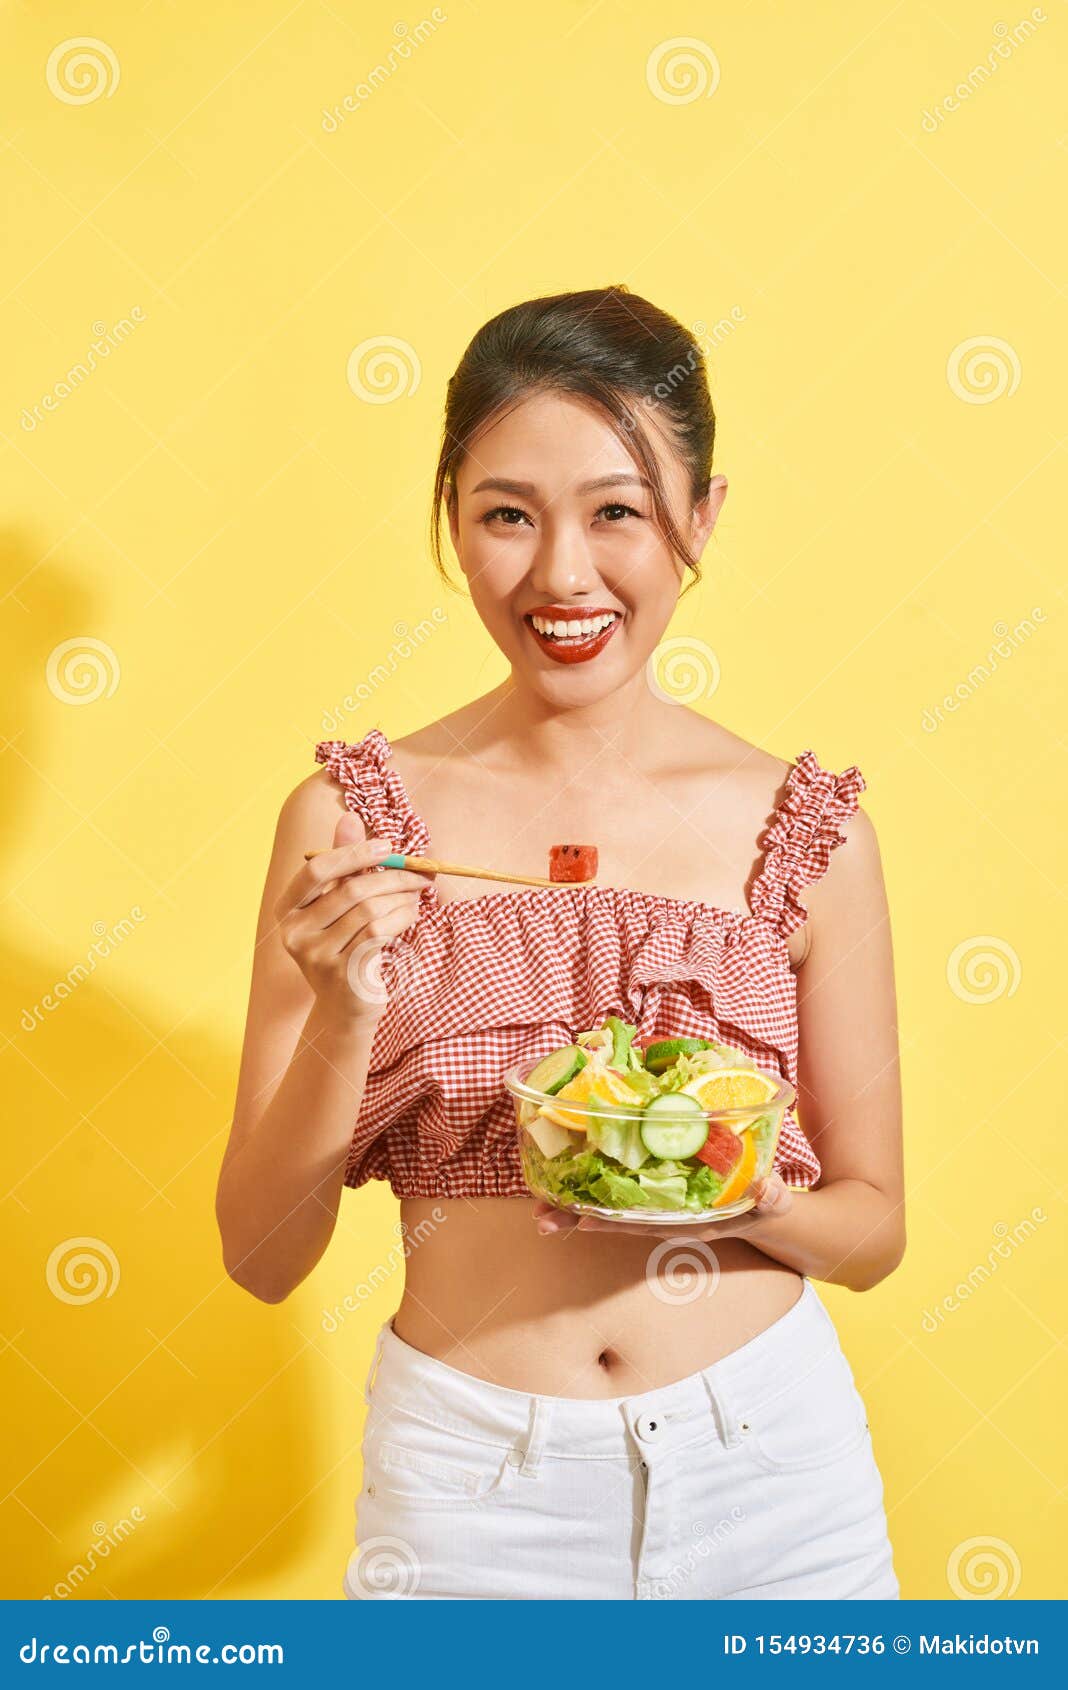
<box><xmin>447</xmin><ymin>391</ymin><xmax>726</xmax><ymax>704</ymax></box>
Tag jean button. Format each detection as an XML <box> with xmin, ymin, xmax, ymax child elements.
<box><xmin>635</xmin><ymin>1411</ymin><xmax>663</xmax><ymax>1442</ymax></box>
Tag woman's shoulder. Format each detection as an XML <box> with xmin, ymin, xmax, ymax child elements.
<box><xmin>667</xmin><ymin>711</ymin><xmax>793</xmax><ymax>813</ymax></box>
<box><xmin>281</xmin><ymin>761</ymin><xmax>366</xmax><ymax>841</ymax></box>
<box><xmin>672</xmin><ymin>711</ymin><xmax>873</xmax><ymax>860</ymax></box>
<box><xmin>385</xmin><ymin>707</ymin><xmax>505</xmax><ymax>797</ymax></box>
<box><xmin>275</xmin><ymin>729</ymin><xmax>391</xmax><ymax>841</ymax></box>
<box><xmin>686</xmin><ymin>714</ymin><xmax>864</xmax><ymax>802</ymax></box>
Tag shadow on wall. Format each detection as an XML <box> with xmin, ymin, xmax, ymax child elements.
<box><xmin>0</xmin><ymin>537</ymin><xmax>366</xmax><ymax>1598</ymax></box>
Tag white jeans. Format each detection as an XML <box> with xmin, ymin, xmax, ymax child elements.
<box><xmin>345</xmin><ymin>1279</ymin><xmax>899</xmax><ymax>1600</ymax></box>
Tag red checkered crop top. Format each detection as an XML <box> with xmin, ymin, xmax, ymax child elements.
<box><xmin>314</xmin><ymin>729</ymin><xmax>866</xmax><ymax>1200</ymax></box>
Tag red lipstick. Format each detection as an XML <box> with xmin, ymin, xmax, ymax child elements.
<box><xmin>524</xmin><ymin>605</ymin><xmax>622</xmax><ymax>665</ymax></box>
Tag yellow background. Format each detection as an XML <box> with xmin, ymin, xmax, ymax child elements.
<box><xmin>2</xmin><ymin>0</ymin><xmax>1064</xmax><ymax>1601</ymax></box>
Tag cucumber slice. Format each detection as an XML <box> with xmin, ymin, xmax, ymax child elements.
<box><xmin>524</xmin><ymin>1044</ymin><xmax>587</xmax><ymax>1097</ymax></box>
<box><xmin>639</xmin><ymin>1092</ymin><xmax>709</xmax><ymax>1159</ymax></box>
<box><xmin>644</xmin><ymin>1037</ymin><xmax>718</xmax><ymax>1074</ymax></box>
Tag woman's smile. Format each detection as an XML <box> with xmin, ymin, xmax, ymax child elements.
<box><xmin>524</xmin><ymin>603</ymin><xmax>623</xmax><ymax>663</ymax></box>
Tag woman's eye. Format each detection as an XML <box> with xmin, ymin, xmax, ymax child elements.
<box><xmin>478</xmin><ymin>501</ymin><xmax>643</xmax><ymax>528</ymax></box>
<box><xmin>480</xmin><ymin>505</ymin><xmax>530</xmax><ymax>526</ymax></box>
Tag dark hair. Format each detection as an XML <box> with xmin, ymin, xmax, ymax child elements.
<box><xmin>429</xmin><ymin>285</ymin><xmax>716</xmax><ymax>591</ymax></box>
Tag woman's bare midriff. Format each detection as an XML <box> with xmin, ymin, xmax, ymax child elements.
<box><xmin>391</xmin><ymin>1195</ymin><xmax>805</xmax><ymax>1397</ymax></box>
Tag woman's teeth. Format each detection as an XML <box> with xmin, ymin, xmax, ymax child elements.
<box><xmin>529</xmin><ymin>612</ymin><xmax>618</xmax><ymax>641</ymax></box>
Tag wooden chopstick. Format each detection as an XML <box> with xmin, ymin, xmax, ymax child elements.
<box><xmin>302</xmin><ymin>847</ymin><xmax>595</xmax><ymax>889</ymax></box>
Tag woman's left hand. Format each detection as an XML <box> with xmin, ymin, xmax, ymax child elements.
<box><xmin>532</xmin><ymin>1172</ymin><xmax>793</xmax><ymax>1241</ymax></box>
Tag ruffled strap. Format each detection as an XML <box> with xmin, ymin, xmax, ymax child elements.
<box><xmin>314</xmin><ymin>728</ymin><xmax>430</xmax><ymax>856</ymax></box>
<box><xmin>749</xmin><ymin>751</ymin><xmax>866</xmax><ymax>938</ymax></box>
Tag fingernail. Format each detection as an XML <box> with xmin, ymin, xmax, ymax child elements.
<box><xmin>537</xmin><ymin>1219</ymin><xmax>558</xmax><ymax>1234</ymax></box>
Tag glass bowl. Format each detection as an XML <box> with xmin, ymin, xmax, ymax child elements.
<box><xmin>503</xmin><ymin>1055</ymin><xmax>795</xmax><ymax>1224</ymax></box>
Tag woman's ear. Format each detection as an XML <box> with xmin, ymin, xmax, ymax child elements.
<box><xmin>691</xmin><ymin>474</ymin><xmax>728</xmax><ymax>553</ymax></box>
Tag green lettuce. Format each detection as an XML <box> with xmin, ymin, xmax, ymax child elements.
<box><xmin>635</xmin><ymin>1164</ymin><xmax>689</xmax><ymax>1209</ymax></box>
<box><xmin>683</xmin><ymin>1162</ymin><xmax>727</xmax><ymax>1212</ymax></box>
<box><xmin>604</xmin><ymin>1014</ymin><xmax>637</xmax><ymax>1069</ymax></box>
<box><xmin>522</xmin><ymin>1138</ymin><xmax>728</xmax><ymax>1214</ymax></box>
<box><xmin>589</xmin><ymin>1167</ymin><xmax>659</xmax><ymax>1208</ymax></box>
<box><xmin>586</xmin><ymin>1106</ymin><xmax>649</xmax><ymax>1171</ymax></box>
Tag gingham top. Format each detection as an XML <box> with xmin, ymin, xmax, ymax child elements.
<box><xmin>314</xmin><ymin>729</ymin><xmax>866</xmax><ymax>1199</ymax></box>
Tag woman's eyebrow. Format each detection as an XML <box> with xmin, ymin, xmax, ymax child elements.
<box><xmin>470</xmin><ymin>476</ymin><xmax>537</xmax><ymax>495</ymax></box>
<box><xmin>469</xmin><ymin>472</ymin><xmax>652</xmax><ymax>495</ymax></box>
<box><xmin>577</xmin><ymin>472</ymin><xmax>653</xmax><ymax>493</ymax></box>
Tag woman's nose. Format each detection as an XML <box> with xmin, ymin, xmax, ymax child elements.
<box><xmin>528</xmin><ymin>530</ymin><xmax>600</xmax><ymax>600</ymax></box>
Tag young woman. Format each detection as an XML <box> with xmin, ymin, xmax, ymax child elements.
<box><xmin>216</xmin><ymin>286</ymin><xmax>904</xmax><ymax>1602</ymax></box>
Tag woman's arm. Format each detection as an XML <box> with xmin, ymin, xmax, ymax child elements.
<box><xmin>215</xmin><ymin>773</ymin><xmax>428</xmax><ymax>1303</ymax></box>
<box><xmin>215</xmin><ymin>775</ymin><xmax>371</xmax><ymax>1303</ymax></box>
<box><xmin>767</xmin><ymin>802</ymin><xmax>905</xmax><ymax>1289</ymax></box>
<box><xmin>547</xmin><ymin>807</ymin><xmax>905</xmax><ymax>1292</ymax></box>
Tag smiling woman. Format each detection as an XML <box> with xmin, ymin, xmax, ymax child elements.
<box><xmin>217</xmin><ymin>285</ymin><xmax>904</xmax><ymax>1601</ymax></box>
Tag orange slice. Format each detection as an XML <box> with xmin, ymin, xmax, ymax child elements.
<box><xmin>712</xmin><ymin>1131</ymin><xmax>758</xmax><ymax>1208</ymax></box>
<box><xmin>679</xmin><ymin>1068</ymin><xmax>778</xmax><ymax>1113</ymax></box>
<box><xmin>538</xmin><ymin>1064</ymin><xmax>643</xmax><ymax>1132</ymax></box>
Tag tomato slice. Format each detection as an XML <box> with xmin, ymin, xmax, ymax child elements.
<box><xmin>695</xmin><ymin>1125</ymin><xmax>744</xmax><ymax>1174</ymax></box>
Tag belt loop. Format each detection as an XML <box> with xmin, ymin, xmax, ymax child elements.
<box><xmin>518</xmin><ymin>1397</ymin><xmax>551</xmax><ymax>1475</ymax></box>
<box><xmin>702</xmin><ymin>1368</ymin><xmax>742</xmax><ymax>1449</ymax></box>
<box><xmin>362</xmin><ymin>1322</ymin><xmax>388</xmax><ymax>1405</ymax></box>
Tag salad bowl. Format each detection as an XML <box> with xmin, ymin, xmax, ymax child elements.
<box><xmin>504</xmin><ymin>1017</ymin><xmax>795</xmax><ymax>1225</ymax></box>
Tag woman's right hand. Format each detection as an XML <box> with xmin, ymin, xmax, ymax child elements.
<box><xmin>274</xmin><ymin>813</ymin><xmax>433</xmax><ymax>1028</ymax></box>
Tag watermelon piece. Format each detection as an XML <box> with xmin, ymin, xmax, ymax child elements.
<box><xmin>694</xmin><ymin>1125</ymin><xmax>744</xmax><ymax>1175</ymax></box>
<box><xmin>549</xmin><ymin>843</ymin><xmax>598</xmax><ymax>883</ymax></box>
